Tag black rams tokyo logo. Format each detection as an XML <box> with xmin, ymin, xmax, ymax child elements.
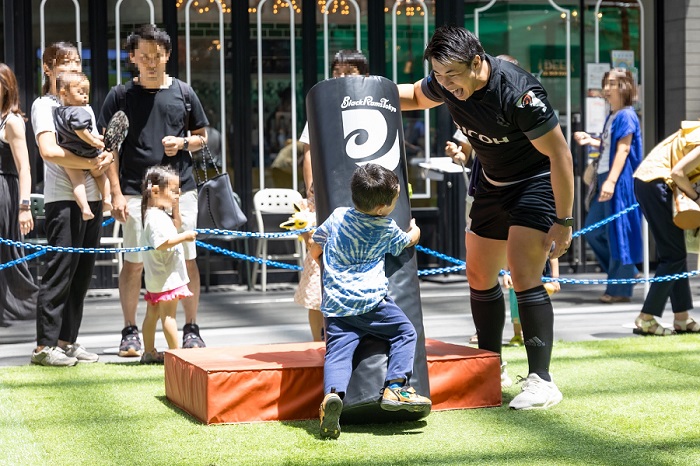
<box><xmin>340</xmin><ymin>95</ymin><xmax>400</xmax><ymax>171</ymax></box>
<box><xmin>516</xmin><ymin>90</ymin><xmax>547</xmax><ymax>113</ymax></box>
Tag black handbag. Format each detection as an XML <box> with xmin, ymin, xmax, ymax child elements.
<box><xmin>193</xmin><ymin>138</ymin><xmax>247</xmax><ymax>231</ymax></box>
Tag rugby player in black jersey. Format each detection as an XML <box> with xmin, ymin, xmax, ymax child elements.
<box><xmin>399</xmin><ymin>25</ymin><xmax>573</xmax><ymax>410</ymax></box>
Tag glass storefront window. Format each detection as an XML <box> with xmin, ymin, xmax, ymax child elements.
<box><xmin>176</xmin><ymin>2</ymin><xmax>230</xmax><ymax>173</ymax></box>
<box><xmin>464</xmin><ymin>1</ymin><xmax>581</xmax><ymax>137</ymax></box>
<box><xmin>23</xmin><ymin>0</ymin><xmax>643</xmax><ymax>202</ymax></box>
<box><xmin>249</xmin><ymin>0</ymin><xmax>300</xmax><ymax>192</ymax></box>
<box><xmin>32</xmin><ymin>0</ymin><xmax>92</xmax><ymax>95</ymax></box>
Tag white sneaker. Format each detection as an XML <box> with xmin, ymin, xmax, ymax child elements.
<box><xmin>63</xmin><ymin>343</ymin><xmax>99</xmax><ymax>363</ymax></box>
<box><xmin>509</xmin><ymin>373</ymin><xmax>562</xmax><ymax>410</ymax></box>
<box><xmin>30</xmin><ymin>346</ymin><xmax>78</xmax><ymax>367</ymax></box>
<box><xmin>501</xmin><ymin>362</ymin><xmax>513</xmax><ymax>389</ymax></box>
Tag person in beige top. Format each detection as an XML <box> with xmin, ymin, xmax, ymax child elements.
<box><xmin>632</xmin><ymin>121</ymin><xmax>700</xmax><ymax>335</ymax></box>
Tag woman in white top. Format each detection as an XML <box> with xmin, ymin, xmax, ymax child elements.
<box><xmin>30</xmin><ymin>42</ymin><xmax>113</xmax><ymax>366</ymax></box>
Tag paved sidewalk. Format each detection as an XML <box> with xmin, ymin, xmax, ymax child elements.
<box><xmin>1</xmin><ymin>273</ymin><xmax>694</xmax><ymax>367</ymax></box>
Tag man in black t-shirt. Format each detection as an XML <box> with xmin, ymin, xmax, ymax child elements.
<box><xmin>399</xmin><ymin>25</ymin><xmax>573</xmax><ymax>410</ymax></box>
<box><xmin>99</xmin><ymin>24</ymin><xmax>209</xmax><ymax>358</ymax></box>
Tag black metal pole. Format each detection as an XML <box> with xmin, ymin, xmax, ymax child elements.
<box><xmin>88</xmin><ymin>0</ymin><xmax>109</xmax><ymax>117</ymax></box>
<box><xmin>302</xmin><ymin>0</ymin><xmax>318</xmax><ymax>102</ymax></box>
<box><xmin>163</xmin><ymin>0</ymin><xmax>179</xmax><ymax>79</ymax></box>
<box><xmin>231</xmin><ymin>1</ymin><xmax>252</xmax><ymax>221</ymax></box>
<box><xmin>367</xmin><ymin>0</ymin><xmax>385</xmax><ymax>77</ymax></box>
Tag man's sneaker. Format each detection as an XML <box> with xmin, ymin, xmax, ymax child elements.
<box><xmin>30</xmin><ymin>346</ymin><xmax>78</xmax><ymax>367</ymax></box>
<box><xmin>319</xmin><ymin>392</ymin><xmax>342</xmax><ymax>439</ymax></box>
<box><xmin>119</xmin><ymin>325</ymin><xmax>143</xmax><ymax>357</ymax></box>
<box><xmin>509</xmin><ymin>373</ymin><xmax>563</xmax><ymax>410</ymax></box>
<box><xmin>501</xmin><ymin>362</ymin><xmax>513</xmax><ymax>389</ymax></box>
<box><xmin>182</xmin><ymin>323</ymin><xmax>206</xmax><ymax>348</ymax></box>
<box><xmin>64</xmin><ymin>343</ymin><xmax>99</xmax><ymax>363</ymax></box>
<box><xmin>140</xmin><ymin>350</ymin><xmax>165</xmax><ymax>365</ymax></box>
<box><xmin>380</xmin><ymin>385</ymin><xmax>432</xmax><ymax>412</ymax></box>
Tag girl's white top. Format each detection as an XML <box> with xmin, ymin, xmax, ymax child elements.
<box><xmin>142</xmin><ymin>207</ymin><xmax>189</xmax><ymax>293</ymax></box>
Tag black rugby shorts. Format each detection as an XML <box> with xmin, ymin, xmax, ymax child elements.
<box><xmin>468</xmin><ymin>174</ymin><xmax>556</xmax><ymax>240</ymax></box>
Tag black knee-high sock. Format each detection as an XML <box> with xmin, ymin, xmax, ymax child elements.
<box><xmin>516</xmin><ymin>285</ymin><xmax>554</xmax><ymax>381</ymax></box>
<box><xmin>470</xmin><ymin>284</ymin><xmax>505</xmax><ymax>356</ymax></box>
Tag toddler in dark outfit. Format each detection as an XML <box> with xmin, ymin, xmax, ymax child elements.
<box><xmin>53</xmin><ymin>71</ymin><xmax>111</xmax><ymax>220</ymax></box>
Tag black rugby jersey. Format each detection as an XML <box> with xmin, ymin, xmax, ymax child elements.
<box><xmin>422</xmin><ymin>54</ymin><xmax>558</xmax><ymax>183</ymax></box>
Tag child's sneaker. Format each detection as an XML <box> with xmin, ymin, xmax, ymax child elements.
<box><xmin>140</xmin><ymin>349</ymin><xmax>165</xmax><ymax>365</ymax></box>
<box><xmin>380</xmin><ymin>385</ymin><xmax>432</xmax><ymax>412</ymax></box>
<box><xmin>509</xmin><ymin>373</ymin><xmax>563</xmax><ymax>410</ymax></box>
<box><xmin>319</xmin><ymin>392</ymin><xmax>342</xmax><ymax>439</ymax></box>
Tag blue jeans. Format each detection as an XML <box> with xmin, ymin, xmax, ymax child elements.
<box><xmin>324</xmin><ymin>295</ymin><xmax>416</xmax><ymax>395</ymax></box>
<box><xmin>585</xmin><ymin>173</ymin><xmax>637</xmax><ymax>297</ymax></box>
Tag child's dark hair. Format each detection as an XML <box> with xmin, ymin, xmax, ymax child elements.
<box><xmin>55</xmin><ymin>71</ymin><xmax>88</xmax><ymax>96</ymax></box>
<box><xmin>351</xmin><ymin>163</ymin><xmax>399</xmax><ymax>213</ymax></box>
<box><xmin>126</xmin><ymin>24</ymin><xmax>172</xmax><ymax>54</ymax></box>
<box><xmin>141</xmin><ymin>165</ymin><xmax>178</xmax><ymax>226</ymax></box>
<box><xmin>332</xmin><ymin>50</ymin><xmax>369</xmax><ymax>75</ymax></box>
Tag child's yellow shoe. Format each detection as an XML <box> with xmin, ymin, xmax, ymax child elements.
<box><xmin>380</xmin><ymin>385</ymin><xmax>432</xmax><ymax>413</ymax></box>
<box><xmin>319</xmin><ymin>392</ymin><xmax>342</xmax><ymax>439</ymax></box>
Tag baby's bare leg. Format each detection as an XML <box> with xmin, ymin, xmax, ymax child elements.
<box><xmin>90</xmin><ymin>168</ymin><xmax>113</xmax><ymax>212</ymax></box>
<box><xmin>66</xmin><ymin>167</ymin><xmax>94</xmax><ymax>221</ymax></box>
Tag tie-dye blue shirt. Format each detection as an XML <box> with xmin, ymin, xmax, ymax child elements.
<box><xmin>313</xmin><ymin>207</ymin><xmax>411</xmax><ymax>317</ymax></box>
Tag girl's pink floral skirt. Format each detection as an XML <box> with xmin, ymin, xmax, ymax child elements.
<box><xmin>144</xmin><ymin>284</ymin><xmax>193</xmax><ymax>305</ymax></box>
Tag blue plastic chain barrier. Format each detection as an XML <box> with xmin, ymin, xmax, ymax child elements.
<box><xmin>0</xmin><ymin>216</ymin><xmax>121</xmax><ymax>270</ymax></box>
<box><xmin>5</xmin><ymin>202</ymin><xmax>695</xmax><ymax>285</ymax></box>
<box><xmin>195</xmin><ymin>239</ymin><xmax>302</xmax><ymax>271</ymax></box>
<box><xmin>572</xmin><ymin>203</ymin><xmax>639</xmax><ymax>239</ymax></box>
<box><xmin>0</xmin><ymin>249</ymin><xmax>47</xmax><ymax>271</ymax></box>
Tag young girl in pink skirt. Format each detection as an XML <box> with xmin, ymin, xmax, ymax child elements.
<box><xmin>139</xmin><ymin>166</ymin><xmax>198</xmax><ymax>364</ymax></box>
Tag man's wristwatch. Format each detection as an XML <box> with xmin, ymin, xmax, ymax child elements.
<box><xmin>182</xmin><ymin>137</ymin><xmax>189</xmax><ymax>151</ymax></box>
<box><xmin>554</xmin><ymin>216</ymin><xmax>574</xmax><ymax>227</ymax></box>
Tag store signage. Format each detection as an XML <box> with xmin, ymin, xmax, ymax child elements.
<box><xmin>529</xmin><ymin>45</ymin><xmax>580</xmax><ymax>78</ymax></box>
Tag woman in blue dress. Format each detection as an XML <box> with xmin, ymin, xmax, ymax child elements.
<box><xmin>574</xmin><ymin>68</ymin><xmax>643</xmax><ymax>303</ymax></box>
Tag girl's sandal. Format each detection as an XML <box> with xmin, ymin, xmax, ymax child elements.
<box><xmin>633</xmin><ymin>317</ymin><xmax>675</xmax><ymax>336</ymax></box>
<box><xmin>673</xmin><ymin>318</ymin><xmax>700</xmax><ymax>334</ymax></box>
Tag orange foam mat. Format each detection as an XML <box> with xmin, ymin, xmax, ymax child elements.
<box><xmin>165</xmin><ymin>339</ymin><xmax>501</xmax><ymax>424</ymax></box>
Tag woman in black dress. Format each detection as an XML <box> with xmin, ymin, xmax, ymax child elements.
<box><xmin>0</xmin><ymin>62</ymin><xmax>38</xmax><ymax>326</ymax></box>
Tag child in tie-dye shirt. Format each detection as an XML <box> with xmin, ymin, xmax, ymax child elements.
<box><xmin>309</xmin><ymin>163</ymin><xmax>431</xmax><ymax>439</ymax></box>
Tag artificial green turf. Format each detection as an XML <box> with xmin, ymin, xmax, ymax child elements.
<box><xmin>1</xmin><ymin>336</ymin><xmax>699</xmax><ymax>466</ymax></box>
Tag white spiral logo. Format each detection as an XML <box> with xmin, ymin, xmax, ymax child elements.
<box><xmin>341</xmin><ymin>109</ymin><xmax>400</xmax><ymax>171</ymax></box>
